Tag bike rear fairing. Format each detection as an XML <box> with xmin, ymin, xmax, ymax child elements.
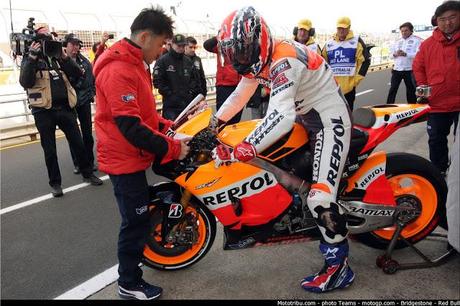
<box><xmin>353</xmin><ymin>104</ymin><xmax>430</xmax><ymax>154</ymax></box>
<box><xmin>342</xmin><ymin>151</ymin><xmax>395</xmax><ymax>206</ymax></box>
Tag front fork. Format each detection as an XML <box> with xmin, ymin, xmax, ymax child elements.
<box><xmin>166</xmin><ymin>151</ymin><xmax>209</xmax><ymax>244</ymax></box>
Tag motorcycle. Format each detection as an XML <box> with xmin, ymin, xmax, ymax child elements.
<box><xmin>143</xmin><ymin>92</ymin><xmax>447</xmax><ymax>271</ymax></box>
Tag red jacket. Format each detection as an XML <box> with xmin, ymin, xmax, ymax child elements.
<box><xmin>413</xmin><ymin>28</ymin><xmax>460</xmax><ymax>113</ymax></box>
<box><xmin>215</xmin><ymin>45</ymin><xmax>241</xmax><ymax>87</ymax></box>
<box><xmin>93</xmin><ymin>39</ymin><xmax>181</xmax><ymax>175</ymax></box>
<box><xmin>203</xmin><ymin>37</ymin><xmax>241</xmax><ymax>86</ymax></box>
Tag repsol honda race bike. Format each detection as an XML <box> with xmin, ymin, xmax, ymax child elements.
<box><xmin>143</xmin><ymin>93</ymin><xmax>447</xmax><ymax>271</ymax></box>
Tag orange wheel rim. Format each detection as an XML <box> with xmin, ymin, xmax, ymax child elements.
<box><xmin>143</xmin><ymin>206</ymin><xmax>208</xmax><ymax>266</ymax></box>
<box><xmin>373</xmin><ymin>174</ymin><xmax>437</xmax><ymax>240</ymax></box>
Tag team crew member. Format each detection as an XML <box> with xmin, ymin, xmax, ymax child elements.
<box><xmin>386</xmin><ymin>22</ymin><xmax>422</xmax><ymax>104</ymax></box>
<box><xmin>211</xmin><ymin>7</ymin><xmax>354</xmax><ymax>293</ymax></box>
<box><xmin>294</xmin><ymin>19</ymin><xmax>321</xmax><ymax>54</ymax></box>
<box><xmin>413</xmin><ymin>0</ymin><xmax>460</xmax><ymax>175</ymax></box>
<box><xmin>322</xmin><ymin>17</ymin><xmax>370</xmax><ymax>110</ymax></box>
<box><xmin>185</xmin><ymin>36</ymin><xmax>207</xmax><ymax>97</ymax></box>
<box><xmin>94</xmin><ymin>7</ymin><xmax>191</xmax><ymax>300</ymax></box>
<box><xmin>153</xmin><ymin>33</ymin><xmax>201</xmax><ymax>120</ymax></box>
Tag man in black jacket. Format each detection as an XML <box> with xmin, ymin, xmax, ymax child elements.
<box><xmin>185</xmin><ymin>36</ymin><xmax>207</xmax><ymax>97</ymax></box>
<box><xmin>64</xmin><ymin>33</ymin><xmax>97</xmax><ymax>174</ymax></box>
<box><xmin>153</xmin><ymin>33</ymin><xmax>201</xmax><ymax>120</ymax></box>
<box><xmin>19</xmin><ymin>27</ymin><xmax>102</xmax><ymax>197</ymax></box>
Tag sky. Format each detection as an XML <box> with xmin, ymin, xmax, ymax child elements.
<box><xmin>1</xmin><ymin>0</ymin><xmax>441</xmax><ymax>41</ymax></box>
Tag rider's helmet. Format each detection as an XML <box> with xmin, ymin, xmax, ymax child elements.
<box><xmin>217</xmin><ymin>6</ymin><xmax>274</xmax><ymax>78</ymax></box>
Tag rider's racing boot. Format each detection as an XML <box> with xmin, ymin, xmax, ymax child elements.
<box><xmin>301</xmin><ymin>240</ymin><xmax>355</xmax><ymax>293</ymax></box>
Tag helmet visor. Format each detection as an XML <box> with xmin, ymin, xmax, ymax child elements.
<box><xmin>220</xmin><ymin>38</ymin><xmax>259</xmax><ymax>75</ymax></box>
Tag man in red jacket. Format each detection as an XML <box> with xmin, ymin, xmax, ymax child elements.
<box><xmin>413</xmin><ymin>0</ymin><xmax>460</xmax><ymax>175</ymax></box>
<box><xmin>94</xmin><ymin>7</ymin><xmax>190</xmax><ymax>300</ymax></box>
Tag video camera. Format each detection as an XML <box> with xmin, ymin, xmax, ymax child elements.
<box><xmin>10</xmin><ymin>17</ymin><xmax>62</xmax><ymax>58</ymax></box>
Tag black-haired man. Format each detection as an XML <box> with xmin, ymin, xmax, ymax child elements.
<box><xmin>94</xmin><ymin>7</ymin><xmax>191</xmax><ymax>300</ymax></box>
<box><xmin>386</xmin><ymin>22</ymin><xmax>422</xmax><ymax>104</ymax></box>
<box><xmin>413</xmin><ymin>0</ymin><xmax>460</xmax><ymax>176</ymax></box>
<box><xmin>185</xmin><ymin>36</ymin><xmax>207</xmax><ymax>97</ymax></box>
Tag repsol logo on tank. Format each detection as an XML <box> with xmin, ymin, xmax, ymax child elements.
<box><xmin>327</xmin><ymin>117</ymin><xmax>345</xmax><ymax>187</ymax></box>
<box><xmin>359</xmin><ymin>166</ymin><xmax>385</xmax><ymax>189</ymax></box>
<box><xmin>312</xmin><ymin>130</ymin><xmax>324</xmax><ymax>182</ymax></box>
<box><xmin>247</xmin><ymin>109</ymin><xmax>284</xmax><ymax>145</ymax></box>
<box><xmin>202</xmin><ymin>172</ymin><xmax>275</xmax><ymax>206</ymax></box>
<box><xmin>396</xmin><ymin>109</ymin><xmax>418</xmax><ymax>120</ymax></box>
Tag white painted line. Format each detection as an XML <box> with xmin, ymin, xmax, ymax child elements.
<box><xmin>356</xmin><ymin>89</ymin><xmax>374</xmax><ymax>96</ymax></box>
<box><xmin>55</xmin><ymin>264</ymin><xmax>119</xmax><ymax>300</ymax></box>
<box><xmin>0</xmin><ymin>175</ymin><xmax>110</xmax><ymax>215</ymax></box>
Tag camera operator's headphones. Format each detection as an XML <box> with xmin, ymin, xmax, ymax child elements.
<box><xmin>296</xmin><ymin>19</ymin><xmax>316</xmax><ymax>37</ymax></box>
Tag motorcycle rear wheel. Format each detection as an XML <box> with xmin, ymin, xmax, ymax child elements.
<box><xmin>354</xmin><ymin>153</ymin><xmax>447</xmax><ymax>249</ymax></box>
<box><xmin>143</xmin><ymin>197</ymin><xmax>216</xmax><ymax>270</ymax></box>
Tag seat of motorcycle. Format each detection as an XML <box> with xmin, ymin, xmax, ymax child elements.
<box><xmin>352</xmin><ymin>107</ymin><xmax>376</xmax><ymax>128</ymax></box>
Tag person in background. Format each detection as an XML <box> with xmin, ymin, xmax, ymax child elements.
<box><xmin>19</xmin><ymin>27</ymin><xmax>103</xmax><ymax>197</ymax></box>
<box><xmin>185</xmin><ymin>36</ymin><xmax>207</xmax><ymax>97</ymax></box>
<box><xmin>294</xmin><ymin>19</ymin><xmax>321</xmax><ymax>54</ymax></box>
<box><xmin>160</xmin><ymin>38</ymin><xmax>172</xmax><ymax>56</ymax></box>
<box><xmin>93</xmin><ymin>7</ymin><xmax>191</xmax><ymax>299</ymax></box>
<box><xmin>64</xmin><ymin>33</ymin><xmax>98</xmax><ymax>174</ymax></box>
<box><xmin>322</xmin><ymin>16</ymin><xmax>370</xmax><ymax>110</ymax></box>
<box><xmin>413</xmin><ymin>0</ymin><xmax>460</xmax><ymax>176</ymax></box>
<box><xmin>153</xmin><ymin>33</ymin><xmax>201</xmax><ymax>120</ymax></box>
<box><xmin>386</xmin><ymin>22</ymin><xmax>422</xmax><ymax>104</ymax></box>
<box><xmin>203</xmin><ymin>35</ymin><xmax>260</xmax><ymax>124</ymax></box>
<box><xmin>92</xmin><ymin>32</ymin><xmax>111</xmax><ymax>64</ymax></box>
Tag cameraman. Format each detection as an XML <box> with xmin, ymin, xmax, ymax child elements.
<box><xmin>19</xmin><ymin>26</ymin><xmax>103</xmax><ymax>197</ymax></box>
<box><xmin>64</xmin><ymin>33</ymin><xmax>97</xmax><ymax>174</ymax></box>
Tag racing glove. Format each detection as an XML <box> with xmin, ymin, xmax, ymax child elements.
<box><xmin>211</xmin><ymin>141</ymin><xmax>257</xmax><ymax>168</ymax></box>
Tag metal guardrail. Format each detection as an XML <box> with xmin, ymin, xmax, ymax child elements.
<box><xmin>0</xmin><ymin>75</ymin><xmax>217</xmax><ymax>125</ymax></box>
<box><xmin>0</xmin><ymin>62</ymin><xmax>392</xmax><ymax>143</ymax></box>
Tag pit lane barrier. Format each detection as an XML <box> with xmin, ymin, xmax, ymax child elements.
<box><xmin>0</xmin><ymin>62</ymin><xmax>393</xmax><ymax>146</ymax></box>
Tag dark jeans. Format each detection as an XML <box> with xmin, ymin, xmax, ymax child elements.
<box><xmin>427</xmin><ymin>112</ymin><xmax>459</xmax><ymax>172</ymax></box>
<box><xmin>386</xmin><ymin>70</ymin><xmax>417</xmax><ymax>104</ymax></box>
<box><xmin>162</xmin><ymin>107</ymin><xmax>183</xmax><ymax>121</ymax></box>
<box><xmin>216</xmin><ymin>85</ymin><xmax>242</xmax><ymax>124</ymax></box>
<box><xmin>109</xmin><ymin>171</ymin><xmax>151</xmax><ymax>286</ymax></box>
<box><xmin>69</xmin><ymin>103</ymin><xmax>94</xmax><ymax>167</ymax></box>
<box><xmin>344</xmin><ymin>87</ymin><xmax>356</xmax><ymax>110</ymax></box>
<box><xmin>33</xmin><ymin>108</ymin><xmax>92</xmax><ymax>187</ymax></box>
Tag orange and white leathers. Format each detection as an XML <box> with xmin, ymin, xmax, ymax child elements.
<box><xmin>216</xmin><ymin>40</ymin><xmax>352</xmax><ymax>244</ymax></box>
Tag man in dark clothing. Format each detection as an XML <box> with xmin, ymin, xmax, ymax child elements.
<box><xmin>64</xmin><ymin>33</ymin><xmax>97</xmax><ymax>174</ymax></box>
<box><xmin>153</xmin><ymin>33</ymin><xmax>201</xmax><ymax>120</ymax></box>
<box><xmin>19</xmin><ymin>27</ymin><xmax>103</xmax><ymax>197</ymax></box>
<box><xmin>185</xmin><ymin>36</ymin><xmax>207</xmax><ymax>97</ymax></box>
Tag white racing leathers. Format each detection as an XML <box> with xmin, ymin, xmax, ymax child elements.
<box><xmin>216</xmin><ymin>40</ymin><xmax>352</xmax><ymax>244</ymax></box>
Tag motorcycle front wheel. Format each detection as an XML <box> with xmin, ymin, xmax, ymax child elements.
<box><xmin>143</xmin><ymin>197</ymin><xmax>216</xmax><ymax>270</ymax></box>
